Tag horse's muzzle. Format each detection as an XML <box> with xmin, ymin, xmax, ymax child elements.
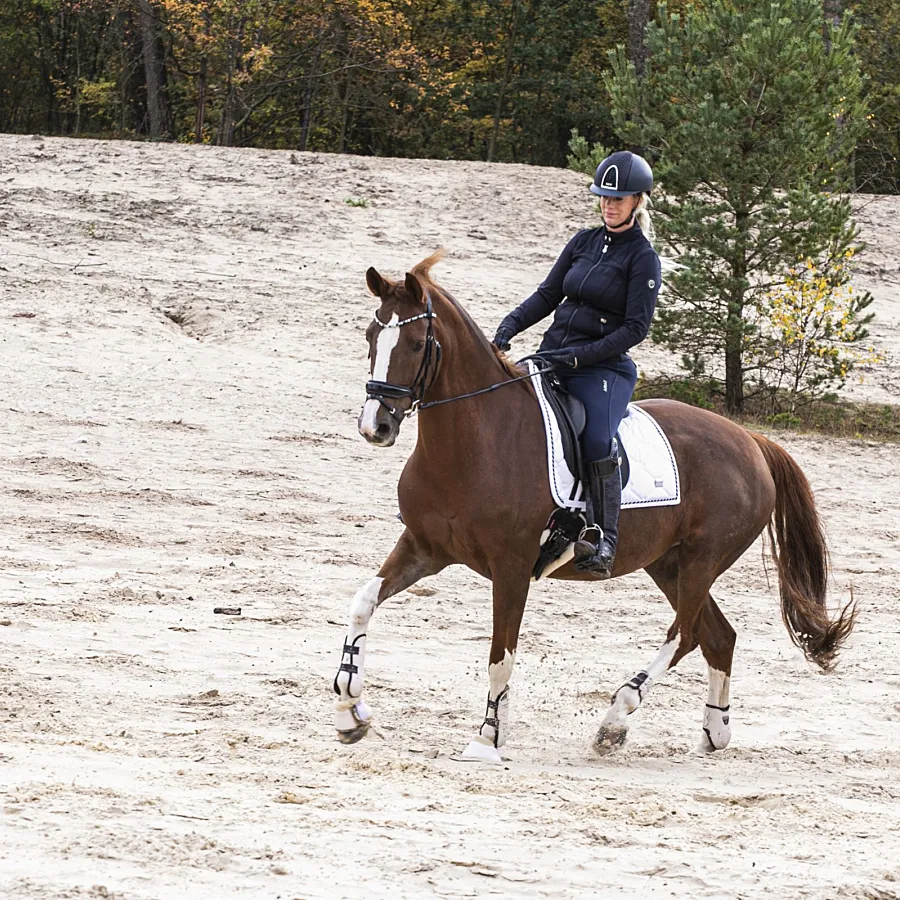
<box><xmin>358</xmin><ymin>399</ymin><xmax>400</xmax><ymax>446</ymax></box>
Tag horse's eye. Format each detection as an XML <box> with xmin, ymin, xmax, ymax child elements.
<box><xmin>412</xmin><ymin>340</ymin><xmax>425</xmax><ymax>352</ymax></box>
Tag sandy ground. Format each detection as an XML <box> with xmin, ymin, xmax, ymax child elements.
<box><xmin>0</xmin><ymin>134</ymin><xmax>899</xmax><ymax>900</ymax></box>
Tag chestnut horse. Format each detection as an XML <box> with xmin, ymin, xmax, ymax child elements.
<box><xmin>333</xmin><ymin>251</ymin><xmax>856</xmax><ymax>762</ymax></box>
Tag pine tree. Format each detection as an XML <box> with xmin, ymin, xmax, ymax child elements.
<box><xmin>606</xmin><ymin>0</ymin><xmax>867</xmax><ymax>413</ymax></box>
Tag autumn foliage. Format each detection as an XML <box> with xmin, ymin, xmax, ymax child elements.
<box><xmin>0</xmin><ymin>0</ymin><xmax>616</xmax><ymax>165</ymax></box>
<box><xmin>1</xmin><ymin>0</ymin><xmax>892</xmax><ymax>189</ymax></box>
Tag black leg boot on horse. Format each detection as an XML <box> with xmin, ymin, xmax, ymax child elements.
<box><xmin>573</xmin><ymin>440</ymin><xmax>622</xmax><ymax>578</ymax></box>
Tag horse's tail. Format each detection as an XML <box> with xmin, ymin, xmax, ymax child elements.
<box><xmin>750</xmin><ymin>432</ymin><xmax>857</xmax><ymax>672</ymax></box>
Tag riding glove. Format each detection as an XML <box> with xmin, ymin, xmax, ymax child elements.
<box><xmin>492</xmin><ymin>328</ymin><xmax>515</xmax><ymax>351</ymax></box>
<box><xmin>538</xmin><ymin>348</ymin><xmax>578</xmax><ymax>368</ymax></box>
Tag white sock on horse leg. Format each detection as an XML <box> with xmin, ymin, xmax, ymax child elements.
<box><xmin>603</xmin><ymin>638</ymin><xmax>678</xmax><ymax>730</ymax></box>
<box><xmin>477</xmin><ymin>649</ymin><xmax>516</xmax><ymax>748</ymax></box>
<box><xmin>334</xmin><ymin>576</ymin><xmax>383</xmax><ymax>728</ymax></box>
<box><xmin>701</xmin><ymin>667</ymin><xmax>732</xmax><ymax>750</ymax></box>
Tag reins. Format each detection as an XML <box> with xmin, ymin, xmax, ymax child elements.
<box><xmin>413</xmin><ymin>363</ymin><xmax>545</xmax><ymax>414</ymax></box>
<box><xmin>365</xmin><ymin>300</ymin><xmax>553</xmax><ymax>420</ymax></box>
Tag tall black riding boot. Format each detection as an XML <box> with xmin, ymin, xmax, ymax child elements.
<box><xmin>573</xmin><ymin>446</ymin><xmax>622</xmax><ymax>578</ymax></box>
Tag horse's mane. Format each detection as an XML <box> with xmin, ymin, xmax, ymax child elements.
<box><xmin>410</xmin><ymin>249</ymin><xmax>446</xmax><ymax>284</ymax></box>
<box><xmin>411</xmin><ymin>250</ymin><xmax>526</xmax><ymax>380</ymax></box>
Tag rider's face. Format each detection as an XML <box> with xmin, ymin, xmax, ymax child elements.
<box><xmin>600</xmin><ymin>194</ymin><xmax>640</xmax><ymax>230</ymax></box>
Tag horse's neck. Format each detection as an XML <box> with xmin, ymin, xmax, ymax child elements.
<box><xmin>415</xmin><ymin>303</ymin><xmax>531</xmax><ymax>459</ymax></box>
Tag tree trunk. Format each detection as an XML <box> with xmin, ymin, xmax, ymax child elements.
<box><xmin>194</xmin><ymin>11</ymin><xmax>210</xmax><ymax>143</ymax></box>
<box><xmin>74</xmin><ymin>32</ymin><xmax>82</xmax><ymax>136</ymax></box>
<box><xmin>137</xmin><ymin>0</ymin><xmax>171</xmax><ymax>139</ymax></box>
<box><xmin>337</xmin><ymin>65</ymin><xmax>353</xmax><ymax>153</ymax></box>
<box><xmin>195</xmin><ymin>55</ymin><xmax>208</xmax><ymax>142</ymax></box>
<box><xmin>628</xmin><ymin>0</ymin><xmax>651</xmax><ymax>77</ymax></box>
<box><xmin>488</xmin><ymin>1</ymin><xmax>520</xmax><ymax>163</ymax></box>
<box><xmin>823</xmin><ymin>0</ymin><xmax>842</xmax><ymax>51</ymax></box>
<box><xmin>724</xmin><ymin>302</ymin><xmax>745</xmax><ymax>415</ymax></box>
<box><xmin>299</xmin><ymin>41</ymin><xmax>323</xmax><ymax>152</ymax></box>
<box><xmin>217</xmin><ymin>16</ymin><xmax>247</xmax><ymax>146</ymax></box>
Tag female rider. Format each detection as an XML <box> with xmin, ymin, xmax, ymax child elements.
<box><xmin>493</xmin><ymin>151</ymin><xmax>661</xmax><ymax>578</ymax></box>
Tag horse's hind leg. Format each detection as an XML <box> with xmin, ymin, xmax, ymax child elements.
<box><xmin>594</xmin><ymin>618</ymin><xmax>691</xmax><ymax>753</ymax></box>
<box><xmin>697</xmin><ymin>596</ymin><xmax>735</xmax><ymax>751</ymax></box>
<box><xmin>333</xmin><ymin>529</ymin><xmax>445</xmax><ymax>743</ymax></box>
<box><xmin>636</xmin><ymin>553</ymin><xmax>735</xmax><ymax>752</ymax></box>
<box><xmin>594</xmin><ymin>551</ymin><xmax>713</xmax><ymax>754</ymax></box>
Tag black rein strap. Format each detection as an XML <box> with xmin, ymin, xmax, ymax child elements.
<box><xmin>365</xmin><ymin>300</ymin><xmax>556</xmax><ymax>420</ymax></box>
<box><xmin>415</xmin><ymin>364</ymin><xmax>544</xmax><ymax>412</ymax></box>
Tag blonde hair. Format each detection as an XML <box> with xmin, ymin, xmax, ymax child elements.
<box><xmin>599</xmin><ymin>192</ymin><xmax>655</xmax><ymax>243</ymax></box>
<box><xmin>634</xmin><ymin>193</ymin><xmax>654</xmax><ymax>243</ymax></box>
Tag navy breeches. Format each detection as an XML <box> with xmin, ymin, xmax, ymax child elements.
<box><xmin>557</xmin><ymin>356</ymin><xmax>638</xmax><ymax>461</ymax></box>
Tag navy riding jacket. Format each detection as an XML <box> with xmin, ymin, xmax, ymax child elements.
<box><xmin>499</xmin><ymin>223</ymin><xmax>661</xmax><ymax>366</ymax></box>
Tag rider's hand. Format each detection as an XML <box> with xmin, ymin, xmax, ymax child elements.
<box><xmin>492</xmin><ymin>328</ymin><xmax>515</xmax><ymax>352</ymax></box>
<box><xmin>538</xmin><ymin>348</ymin><xmax>578</xmax><ymax>368</ymax></box>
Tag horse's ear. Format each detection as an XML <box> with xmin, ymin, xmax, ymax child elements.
<box><xmin>366</xmin><ymin>267</ymin><xmax>386</xmax><ymax>298</ymax></box>
<box><xmin>405</xmin><ymin>272</ymin><xmax>427</xmax><ymax>307</ymax></box>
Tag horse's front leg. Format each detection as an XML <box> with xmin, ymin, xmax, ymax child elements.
<box><xmin>333</xmin><ymin>529</ymin><xmax>444</xmax><ymax>743</ymax></box>
<box><xmin>462</xmin><ymin>566</ymin><xmax>531</xmax><ymax>764</ymax></box>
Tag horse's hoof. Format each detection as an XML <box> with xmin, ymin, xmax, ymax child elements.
<box><xmin>698</xmin><ymin>726</ymin><xmax>731</xmax><ymax>753</ymax></box>
<box><xmin>335</xmin><ymin>700</ymin><xmax>371</xmax><ymax>743</ymax></box>
<box><xmin>337</xmin><ymin>721</ymin><xmax>370</xmax><ymax>744</ymax></box>
<box><xmin>593</xmin><ymin>726</ymin><xmax>628</xmax><ymax>755</ymax></box>
<box><xmin>457</xmin><ymin>738</ymin><xmax>503</xmax><ymax>765</ymax></box>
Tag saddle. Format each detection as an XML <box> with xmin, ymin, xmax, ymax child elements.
<box><xmin>536</xmin><ymin>367</ymin><xmax>631</xmax><ymax>493</ymax></box>
<box><xmin>531</xmin><ymin>365</ymin><xmax>630</xmax><ymax>581</ymax></box>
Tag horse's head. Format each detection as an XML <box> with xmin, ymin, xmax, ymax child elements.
<box><xmin>358</xmin><ymin>263</ymin><xmax>442</xmax><ymax>447</ymax></box>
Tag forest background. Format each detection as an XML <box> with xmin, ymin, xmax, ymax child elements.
<box><xmin>2</xmin><ymin>0</ymin><xmax>899</xmax><ymax>429</ymax></box>
<box><xmin>1</xmin><ymin>0</ymin><xmax>897</xmax><ymax>193</ymax></box>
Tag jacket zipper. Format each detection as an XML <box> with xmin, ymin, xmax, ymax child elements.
<box><xmin>562</xmin><ymin>232</ymin><xmax>610</xmax><ymax>347</ymax></box>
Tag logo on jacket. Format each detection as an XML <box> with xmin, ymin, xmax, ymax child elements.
<box><xmin>648</xmin><ymin>279</ymin><xmax>656</xmax><ymax>289</ymax></box>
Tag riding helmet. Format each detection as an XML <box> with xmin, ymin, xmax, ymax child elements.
<box><xmin>590</xmin><ymin>151</ymin><xmax>653</xmax><ymax>198</ymax></box>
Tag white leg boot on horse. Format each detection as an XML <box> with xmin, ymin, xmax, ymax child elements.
<box><xmin>697</xmin><ymin>596</ymin><xmax>736</xmax><ymax>751</ymax></box>
<box><xmin>333</xmin><ymin>576</ymin><xmax>379</xmax><ymax>743</ymax></box>
<box><xmin>595</xmin><ymin>625</ymin><xmax>685</xmax><ymax>754</ymax></box>
<box><xmin>702</xmin><ymin>666</ymin><xmax>732</xmax><ymax>752</ymax></box>
<box><xmin>333</xmin><ymin>530</ymin><xmax>445</xmax><ymax>744</ymax></box>
<box><xmin>461</xmin><ymin>568</ymin><xmax>531</xmax><ymax>764</ymax></box>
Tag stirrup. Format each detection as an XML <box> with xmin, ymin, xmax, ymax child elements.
<box><xmin>573</xmin><ymin>534</ymin><xmax>615</xmax><ymax>573</ymax></box>
<box><xmin>577</xmin><ymin>524</ymin><xmax>603</xmax><ymax>544</ymax></box>
<box><xmin>574</xmin><ymin>551</ymin><xmax>614</xmax><ymax>576</ymax></box>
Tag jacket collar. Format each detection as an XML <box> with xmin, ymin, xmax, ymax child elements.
<box><xmin>603</xmin><ymin>221</ymin><xmax>644</xmax><ymax>244</ymax></box>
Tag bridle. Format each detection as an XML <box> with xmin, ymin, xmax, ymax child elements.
<box><xmin>365</xmin><ymin>297</ymin><xmax>557</xmax><ymax>421</ymax></box>
<box><xmin>365</xmin><ymin>298</ymin><xmax>442</xmax><ymax>423</ymax></box>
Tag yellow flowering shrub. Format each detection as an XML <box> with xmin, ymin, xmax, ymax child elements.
<box><xmin>751</xmin><ymin>249</ymin><xmax>880</xmax><ymax>412</ymax></box>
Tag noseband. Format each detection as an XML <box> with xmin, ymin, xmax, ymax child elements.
<box><xmin>365</xmin><ymin>298</ymin><xmax>442</xmax><ymax>422</ymax></box>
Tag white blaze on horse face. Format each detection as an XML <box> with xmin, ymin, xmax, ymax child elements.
<box><xmin>702</xmin><ymin>667</ymin><xmax>732</xmax><ymax>751</ymax></box>
<box><xmin>359</xmin><ymin>313</ymin><xmax>400</xmax><ymax>436</ymax></box>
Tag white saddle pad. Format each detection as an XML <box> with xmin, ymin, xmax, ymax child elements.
<box><xmin>526</xmin><ymin>361</ymin><xmax>681</xmax><ymax>511</ymax></box>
